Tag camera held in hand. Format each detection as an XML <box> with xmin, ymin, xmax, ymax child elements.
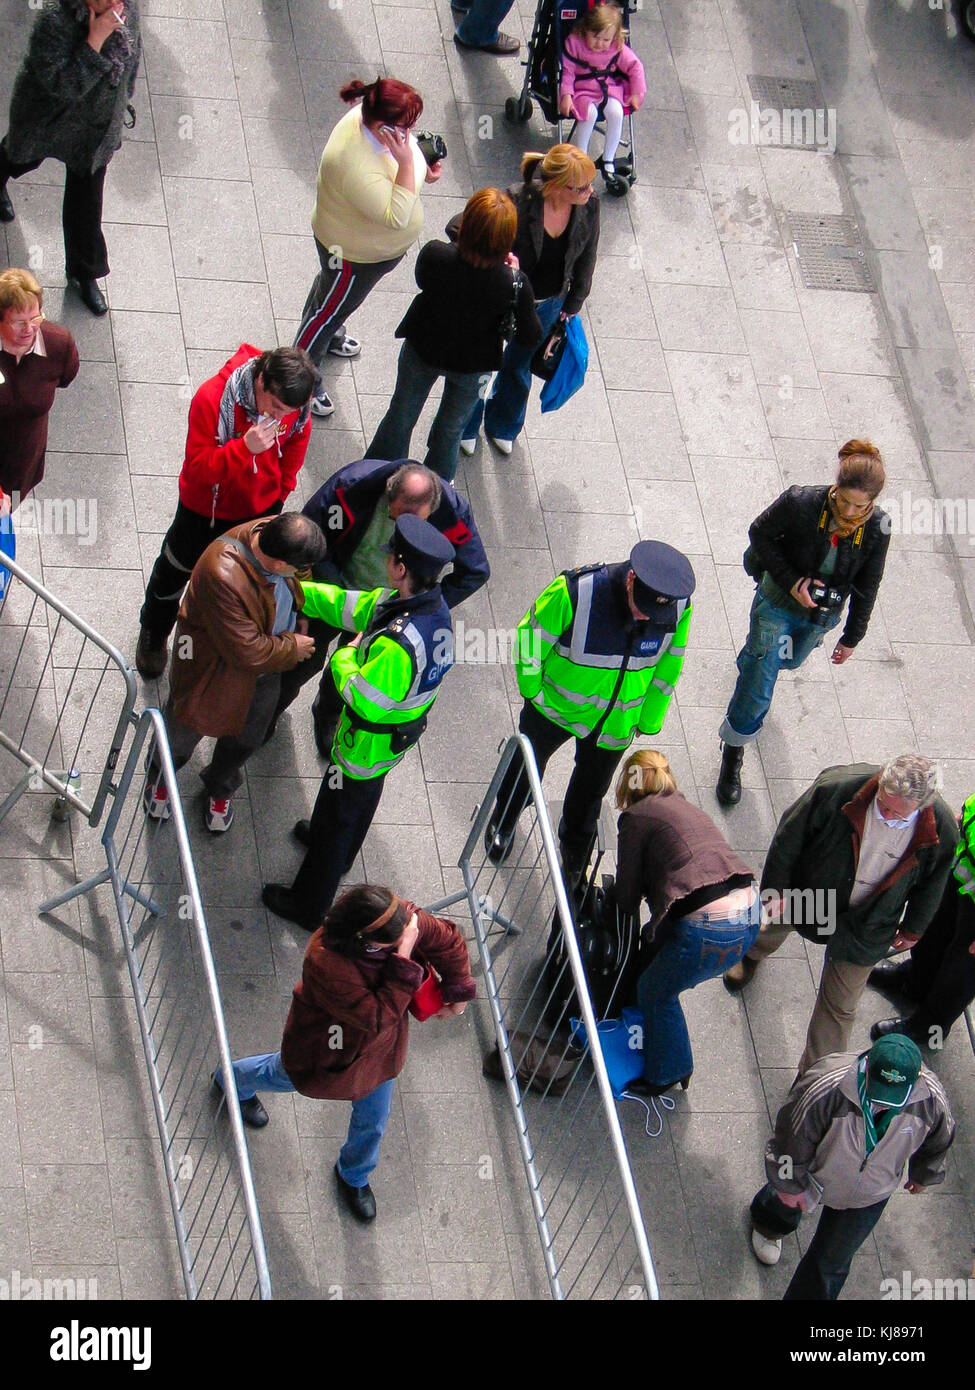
<box><xmin>416</xmin><ymin>131</ymin><xmax>447</xmax><ymax>166</ymax></box>
<box><xmin>807</xmin><ymin>577</ymin><xmax>844</xmax><ymax>627</ymax></box>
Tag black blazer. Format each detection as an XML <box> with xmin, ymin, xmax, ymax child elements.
<box><xmin>748</xmin><ymin>485</ymin><xmax>890</xmax><ymax>647</ymax></box>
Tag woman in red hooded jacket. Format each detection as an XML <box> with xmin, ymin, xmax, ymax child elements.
<box><xmin>213</xmin><ymin>883</ymin><xmax>476</xmax><ymax>1223</ymax></box>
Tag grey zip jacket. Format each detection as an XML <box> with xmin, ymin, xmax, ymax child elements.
<box><xmin>765</xmin><ymin>1051</ymin><xmax>954</xmax><ymax>1212</ymax></box>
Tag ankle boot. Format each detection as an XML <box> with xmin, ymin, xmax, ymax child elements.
<box><xmin>715</xmin><ymin>742</ymin><xmax>744</xmax><ymax>806</ymax></box>
<box><xmin>0</xmin><ymin>183</ymin><xmax>14</xmax><ymax>223</ymax></box>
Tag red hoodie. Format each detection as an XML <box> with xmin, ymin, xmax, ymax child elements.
<box><xmin>177</xmin><ymin>344</ymin><xmax>312</xmax><ymax>523</ymax></box>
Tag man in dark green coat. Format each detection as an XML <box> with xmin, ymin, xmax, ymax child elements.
<box><xmin>723</xmin><ymin>755</ymin><xmax>957</xmax><ymax>1074</ymax></box>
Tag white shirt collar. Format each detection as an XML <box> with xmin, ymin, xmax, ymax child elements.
<box><xmin>0</xmin><ymin>327</ymin><xmax>46</xmax><ymax>359</ymax></box>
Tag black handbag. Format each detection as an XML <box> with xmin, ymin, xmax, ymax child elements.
<box><xmin>500</xmin><ymin>269</ymin><xmax>523</xmax><ymax>342</ymax></box>
<box><xmin>530</xmin><ymin>318</ymin><xmax>568</xmax><ymax>381</ymax></box>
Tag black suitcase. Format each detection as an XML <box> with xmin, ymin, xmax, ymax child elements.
<box><xmin>542</xmin><ymin>863</ymin><xmax>642</xmax><ymax>1029</ymax></box>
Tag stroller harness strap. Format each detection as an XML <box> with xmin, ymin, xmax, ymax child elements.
<box><xmin>566</xmin><ymin>52</ymin><xmax>629</xmax><ymax>109</ymax></box>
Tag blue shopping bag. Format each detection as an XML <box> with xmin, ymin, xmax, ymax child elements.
<box><xmin>569</xmin><ymin>1006</ymin><xmax>645</xmax><ymax>1099</ymax></box>
<box><xmin>539</xmin><ymin>315</ymin><xmax>589</xmax><ymax>413</ymax></box>
<box><xmin>0</xmin><ymin>512</ymin><xmax>15</xmax><ymax>602</ymax></box>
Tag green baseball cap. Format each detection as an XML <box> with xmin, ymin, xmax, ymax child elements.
<box><xmin>866</xmin><ymin>1034</ymin><xmax>922</xmax><ymax>1108</ymax></box>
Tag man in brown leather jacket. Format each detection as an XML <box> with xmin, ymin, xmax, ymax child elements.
<box><xmin>143</xmin><ymin>512</ymin><xmax>325</xmax><ymax>832</ymax></box>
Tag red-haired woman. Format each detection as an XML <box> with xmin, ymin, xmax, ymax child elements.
<box><xmin>366</xmin><ymin>187</ymin><xmax>541</xmax><ymax>480</ymax></box>
<box><xmin>293</xmin><ymin>77</ymin><xmax>443</xmax><ymax>420</ymax></box>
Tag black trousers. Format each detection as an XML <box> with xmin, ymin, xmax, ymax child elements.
<box><xmin>904</xmin><ymin>877</ymin><xmax>975</xmax><ymax>1043</ymax></box>
<box><xmin>140</xmin><ymin>499</ymin><xmax>283</xmax><ymax>643</ymax></box>
<box><xmin>751</xmin><ymin>1184</ymin><xmax>889</xmax><ymax>1301</ymax></box>
<box><xmin>0</xmin><ymin>139</ymin><xmax>109</xmax><ymax>282</ymax></box>
<box><xmin>492</xmin><ymin>700</ymin><xmax>624</xmax><ymax>863</ymax></box>
<box><xmin>289</xmin><ymin>767</ymin><xmax>387</xmax><ymax>925</ymax></box>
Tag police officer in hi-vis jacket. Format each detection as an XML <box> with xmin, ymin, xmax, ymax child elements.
<box><xmin>486</xmin><ymin>539</ymin><xmax>695</xmax><ymax>884</ymax></box>
<box><xmin>263</xmin><ymin>514</ymin><xmax>455</xmax><ymax>930</ymax></box>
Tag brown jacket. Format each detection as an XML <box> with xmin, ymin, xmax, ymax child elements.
<box><xmin>616</xmin><ymin>790</ymin><xmax>753</xmax><ymax>931</ymax></box>
<box><xmin>280</xmin><ymin>905</ymin><xmax>476</xmax><ymax>1101</ymax></box>
<box><xmin>168</xmin><ymin>518</ymin><xmax>303</xmax><ymax>737</ymax></box>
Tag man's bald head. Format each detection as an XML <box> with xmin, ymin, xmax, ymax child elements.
<box><xmin>386</xmin><ymin>463</ymin><xmax>442</xmax><ymax>520</ymax></box>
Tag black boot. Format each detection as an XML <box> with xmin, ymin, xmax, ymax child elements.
<box><xmin>715</xmin><ymin>742</ymin><xmax>744</xmax><ymax>806</ymax></box>
<box><xmin>0</xmin><ymin>183</ymin><xmax>13</xmax><ymax>223</ymax></box>
<box><xmin>71</xmin><ymin>277</ymin><xmax>108</xmax><ymax>316</ymax></box>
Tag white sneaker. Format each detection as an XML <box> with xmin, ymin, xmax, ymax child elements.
<box><xmin>327</xmin><ymin>333</ymin><xmax>360</xmax><ymax>358</ymax></box>
<box><xmin>487</xmin><ymin>434</ymin><xmax>513</xmax><ymax>455</ymax></box>
<box><xmin>205</xmin><ymin>796</ymin><xmax>235</xmax><ymax>833</ymax></box>
<box><xmin>310</xmin><ymin>390</ymin><xmax>334</xmax><ymax>418</ymax></box>
<box><xmin>142</xmin><ymin>777</ymin><xmax>171</xmax><ymax>821</ymax></box>
<box><xmin>751</xmin><ymin>1228</ymin><xmax>782</xmax><ymax>1266</ymax></box>
<box><xmin>459</xmin><ymin>436</ymin><xmax>478</xmax><ymax>456</ymax></box>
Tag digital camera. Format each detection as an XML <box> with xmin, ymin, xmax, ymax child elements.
<box><xmin>416</xmin><ymin>131</ymin><xmax>447</xmax><ymax>166</ymax></box>
<box><xmin>808</xmin><ymin>578</ymin><xmax>844</xmax><ymax>627</ymax></box>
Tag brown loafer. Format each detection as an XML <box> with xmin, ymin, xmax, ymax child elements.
<box><xmin>454</xmin><ymin>31</ymin><xmax>520</xmax><ymax>54</ymax></box>
<box><xmin>136</xmin><ymin>625</ymin><xmax>168</xmax><ymax>679</ymax></box>
<box><xmin>723</xmin><ymin>955</ymin><xmax>758</xmax><ymax>993</ymax></box>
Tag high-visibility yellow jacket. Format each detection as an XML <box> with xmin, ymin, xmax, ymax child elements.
<box><xmin>300</xmin><ymin>580</ymin><xmax>453</xmax><ymax>779</ymax></box>
<box><xmin>515</xmin><ymin>563</ymin><xmax>690</xmax><ymax>751</ymax></box>
<box><xmin>955</xmin><ymin>793</ymin><xmax>975</xmax><ymax>899</ymax></box>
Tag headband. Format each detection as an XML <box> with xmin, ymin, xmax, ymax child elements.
<box><xmin>358</xmin><ymin>894</ymin><xmax>401</xmax><ymax>937</ymax></box>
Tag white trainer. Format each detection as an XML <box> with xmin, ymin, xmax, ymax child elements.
<box><xmin>205</xmin><ymin>796</ymin><xmax>235</xmax><ymax>833</ymax></box>
<box><xmin>142</xmin><ymin>777</ymin><xmax>171</xmax><ymax>822</ymax></box>
<box><xmin>310</xmin><ymin>391</ymin><xmax>334</xmax><ymax>418</ymax></box>
<box><xmin>487</xmin><ymin>434</ymin><xmax>513</xmax><ymax>455</ymax></box>
<box><xmin>751</xmin><ymin>1228</ymin><xmax>782</xmax><ymax>1266</ymax></box>
<box><xmin>459</xmin><ymin>436</ymin><xmax>478</xmax><ymax>456</ymax></box>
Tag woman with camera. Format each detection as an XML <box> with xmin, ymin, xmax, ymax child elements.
<box><xmin>214</xmin><ymin>883</ymin><xmax>475</xmax><ymax>1224</ymax></box>
<box><xmin>366</xmin><ymin>187</ymin><xmax>541</xmax><ymax>481</ymax></box>
<box><xmin>716</xmin><ymin>439</ymin><xmax>890</xmax><ymax>806</ymax></box>
<box><xmin>293</xmin><ymin>77</ymin><xmax>443</xmax><ymax>420</ymax></box>
<box><xmin>615</xmin><ymin>750</ymin><xmax>761</xmax><ymax>1096</ymax></box>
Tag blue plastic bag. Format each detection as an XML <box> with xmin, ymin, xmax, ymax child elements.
<box><xmin>539</xmin><ymin>315</ymin><xmax>589</xmax><ymax>414</ymax></box>
<box><xmin>0</xmin><ymin>512</ymin><xmax>15</xmax><ymax>602</ymax></box>
<box><xmin>569</xmin><ymin>1005</ymin><xmax>645</xmax><ymax>1099</ymax></box>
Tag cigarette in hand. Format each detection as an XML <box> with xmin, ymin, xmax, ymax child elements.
<box><xmin>112</xmin><ymin>9</ymin><xmax>127</xmax><ymax>24</ymax></box>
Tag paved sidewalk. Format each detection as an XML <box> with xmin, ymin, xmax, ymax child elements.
<box><xmin>1</xmin><ymin>0</ymin><xmax>974</xmax><ymax>1299</ymax></box>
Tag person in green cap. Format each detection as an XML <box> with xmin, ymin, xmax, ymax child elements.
<box><xmin>748</xmin><ymin>1035</ymin><xmax>954</xmax><ymax>1299</ymax></box>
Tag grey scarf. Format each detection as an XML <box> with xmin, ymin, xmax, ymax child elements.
<box><xmin>216</xmin><ymin>360</ymin><xmax>311</xmax><ymax>451</ymax></box>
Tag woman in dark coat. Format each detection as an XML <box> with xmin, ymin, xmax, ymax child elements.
<box><xmin>0</xmin><ymin>267</ymin><xmax>79</xmax><ymax>505</ymax></box>
<box><xmin>215</xmin><ymin>884</ymin><xmax>476</xmax><ymax>1223</ymax></box>
<box><xmin>0</xmin><ymin>0</ymin><xmax>142</xmax><ymax>316</ymax></box>
<box><xmin>715</xmin><ymin>440</ymin><xmax>890</xmax><ymax>806</ymax></box>
<box><xmin>458</xmin><ymin>144</ymin><xmax>599</xmax><ymax>457</ymax></box>
<box><xmin>615</xmin><ymin>750</ymin><xmax>761</xmax><ymax>1096</ymax></box>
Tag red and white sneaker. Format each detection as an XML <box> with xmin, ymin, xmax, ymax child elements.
<box><xmin>142</xmin><ymin>776</ymin><xmax>171</xmax><ymax>821</ymax></box>
<box><xmin>205</xmin><ymin>796</ymin><xmax>235</xmax><ymax>833</ymax></box>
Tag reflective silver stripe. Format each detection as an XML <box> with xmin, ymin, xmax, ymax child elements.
<box><xmin>668</xmin><ymin>644</ymin><xmax>686</xmax><ymax>657</ymax></box>
<box><xmin>343</xmin><ymin>674</ymin><xmax>434</xmax><ymax>715</ymax></box>
<box><xmin>569</xmin><ymin>573</ymin><xmax>594</xmax><ymax>664</ymax></box>
<box><xmin>651</xmin><ymin>677</ymin><xmax>675</xmax><ymax>695</ymax></box>
<box><xmin>535</xmin><ymin>692</ymin><xmax>590</xmax><ymax>738</ymax></box>
<box><xmin>162</xmin><ymin>542</ymin><xmax>194</xmax><ymax>576</ymax></box>
<box><xmin>548</xmin><ymin>680</ymin><xmax>607</xmax><ymax>708</ymax></box>
<box><xmin>334</xmin><ymin>749</ymin><xmax>400</xmax><ymax>778</ymax></box>
<box><xmin>955</xmin><ymin>859</ymin><xmax>975</xmax><ymax>898</ymax></box>
<box><xmin>551</xmin><ymin>643</ymin><xmax>669</xmax><ymax>672</ymax></box>
<box><xmin>597</xmin><ymin>734</ymin><xmax>634</xmax><ymax>749</ymax></box>
<box><xmin>529</xmin><ymin>603</ymin><xmax>559</xmax><ymax>646</ymax></box>
<box><xmin>341</xmin><ymin>590</ymin><xmax>361</xmax><ymax>629</ymax></box>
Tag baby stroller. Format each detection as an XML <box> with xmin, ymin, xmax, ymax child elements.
<box><xmin>504</xmin><ymin>0</ymin><xmax>638</xmax><ymax>197</ymax></box>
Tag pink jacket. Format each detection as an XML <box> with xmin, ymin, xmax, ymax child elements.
<box><xmin>560</xmin><ymin>33</ymin><xmax>646</xmax><ymax>113</ymax></box>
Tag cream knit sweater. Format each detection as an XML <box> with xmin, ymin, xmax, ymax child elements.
<box><xmin>310</xmin><ymin>106</ymin><xmax>426</xmax><ymax>264</ymax></box>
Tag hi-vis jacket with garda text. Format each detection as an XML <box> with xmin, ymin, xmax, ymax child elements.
<box><xmin>299</xmin><ymin>580</ymin><xmax>453</xmax><ymax>780</ymax></box>
<box><xmin>514</xmin><ymin>563</ymin><xmax>691</xmax><ymax>751</ymax></box>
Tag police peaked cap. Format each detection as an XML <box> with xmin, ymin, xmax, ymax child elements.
<box><xmin>629</xmin><ymin>540</ymin><xmax>696</xmax><ymax>620</ymax></box>
<box><xmin>389</xmin><ymin>513</ymin><xmax>456</xmax><ymax>580</ymax></box>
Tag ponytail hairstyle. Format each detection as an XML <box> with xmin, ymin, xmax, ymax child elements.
<box><xmin>521</xmin><ymin>143</ymin><xmax>596</xmax><ymax>198</ymax></box>
<box><xmin>340</xmin><ymin>76</ymin><xmax>423</xmax><ymax>128</ymax></box>
<box><xmin>835</xmin><ymin>438</ymin><xmax>885</xmax><ymax>499</ymax></box>
<box><xmin>321</xmin><ymin>883</ymin><xmax>412</xmax><ymax>956</ymax></box>
<box><xmin>615</xmin><ymin>749</ymin><xmax>677</xmax><ymax>809</ymax></box>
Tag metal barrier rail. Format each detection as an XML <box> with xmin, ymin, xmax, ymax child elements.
<box><xmin>0</xmin><ymin>549</ymin><xmax>138</xmax><ymax>826</ymax></box>
<box><xmin>40</xmin><ymin>710</ymin><xmax>272</xmax><ymax>1299</ymax></box>
<box><xmin>426</xmin><ymin>735</ymin><xmax>658</xmax><ymax>1301</ymax></box>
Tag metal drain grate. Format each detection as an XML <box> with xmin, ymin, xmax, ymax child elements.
<box><xmin>746</xmin><ymin>75</ymin><xmax>830</xmax><ymax>148</ymax></box>
<box><xmin>787</xmin><ymin>213</ymin><xmax>875</xmax><ymax>293</ymax></box>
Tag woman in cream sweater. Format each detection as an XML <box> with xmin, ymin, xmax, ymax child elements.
<box><xmin>293</xmin><ymin>77</ymin><xmax>442</xmax><ymax>419</ymax></box>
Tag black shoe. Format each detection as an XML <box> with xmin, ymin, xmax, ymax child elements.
<box><xmin>70</xmin><ymin>277</ymin><xmax>108</xmax><ymax>316</ymax></box>
<box><xmin>334</xmin><ymin>1163</ymin><xmax>377</xmax><ymax>1222</ymax></box>
<box><xmin>867</xmin><ymin>958</ymin><xmax>919</xmax><ymax>1000</ymax></box>
<box><xmin>135</xmin><ymin>625</ymin><xmax>168</xmax><ymax>679</ymax></box>
<box><xmin>262</xmin><ymin>882</ymin><xmax>316</xmax><ymax>931</ymax></box>
<box><xmin>0</xmin><ymin>185</ymin><xmax>14</xmax><ymax>223</ymax></box>
<box><xmin>869</xmin><ymin>1015</ymin><xmax>926</xmax><ymax>1046</ymax></box>
<box><xmin>627</xmin><ymin>1073</ymin><xmax>692</xmax><ymax>1098</ymax></box>
<box><xmin>484</xmin><ymin>819</ymin><xmax>516</xmax><ymax>864</ymax></box>
<box><xmin>715</xmin><ymin>742</ymin><xmax>744</xmax><ymax>806</ymax></box>
<box><xmin>292</xmin><ymin>818</ymin><xmax>312</xmax><ymax>848</ymax></box>
<box><xmin>210</xmin><ymin>1072</ymin><xmax>269</xmax><ymax>1128</ymax></box>
<box><xmin>313</xmin><ymin>718</ymin><xmax>337</xmax><ymax>760</ymax></box>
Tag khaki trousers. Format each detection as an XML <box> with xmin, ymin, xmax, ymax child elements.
<box><xmin>744</xmin><ymin>925</ymin><xmax>873</xmax><ymax>1074</ymax></box>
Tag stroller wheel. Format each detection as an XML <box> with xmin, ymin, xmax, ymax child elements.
<box><xmin>962</xmin><ymin>0</ymin><xmax>975</xmax><ymax>39</ymax></box>
<box><xmin>604</xmin><ymin>174</ymin><xmax>630</xmax><ymax>198</ymax></box>
<box><xmin>504</xmin><ymin>95</ymin><xmax>533</xmax><ymax>123</ymax></box>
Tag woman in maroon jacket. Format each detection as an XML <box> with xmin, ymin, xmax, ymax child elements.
<box><xmin>0</xmin><ymin>267</ymin><xmax>79</xmax><ymax>507</ymax></box>
<box><xmin>215</xmin><ymin>884</ymin><xmax>476</xmax><ymax>1223</ymax></box>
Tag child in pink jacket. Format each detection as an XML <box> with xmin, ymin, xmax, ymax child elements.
<box><xmin>559</xmin><ymin>4</ymin><xmax>646</xmax><ymax>184</ymax></box>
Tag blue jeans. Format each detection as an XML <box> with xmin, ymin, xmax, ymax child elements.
<box><xmin>719</xmin><ymin>586</ymin><xmax>843</xmax><ymax>743</ymax></box>
<box><xmin>367</xmin><ymin>339</ymin><xmax>486</xmax><ymax>481</ymax></box>
<box><xmin>637</xmin><ymin>894</ymin><xmax>761</xmax><ymax>1087</ymax></box>
<box><xmin>454</xmin><ymin>0</ymin><xmax>516</xmax><ymax>45</ymax></box>
<box><xmin>219</xmin><ymin>1052</ymin><xmax>395</xmax><ymax>1189</ymax></box>
<box><xmin>463</xmin><ymin>295</ymin><xmax>562</xmax><ymax>444</ymax></box>
<box><xmin>752</xmin><ymin>1188</ymin><xmax>890</xmax><ymax>1301</ymax></box>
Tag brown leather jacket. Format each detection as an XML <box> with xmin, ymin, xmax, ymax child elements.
<box><xmin>280</xmin><ymin>905</ymin><xmax>476</xmax><ymax>1101</ymax></box>
<box><xmin>168</xmin><ymin>518</ymin><xmax>303</xmax><ymax>737</ymax></box>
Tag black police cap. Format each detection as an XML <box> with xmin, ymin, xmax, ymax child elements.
<box><xmin>389</xmin><ymin>513</ymin><xmax>455</xmax><ymax>580</ymax></box>
<box><xmin>629</xmin><ymin>540</ymin><xmax>696</xmax><ymax>621</ymax></box>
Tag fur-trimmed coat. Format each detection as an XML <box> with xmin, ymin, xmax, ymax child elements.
<box><xmin>5</xmin><ymin>0</ymin><xmax>141</xmax><ymax>174</ymax></box>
